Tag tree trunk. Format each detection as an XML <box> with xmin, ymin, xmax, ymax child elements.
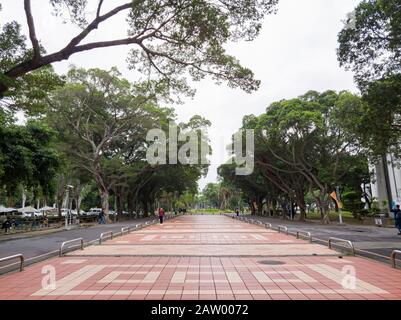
<box><xmin>321</xmin><ymin>198</ymin><xmax>330</xmax><ymax>224</ymax></box>
<box><xmin>57</xmin><ymin>199</ymin><xmax>63</xmax><ymax>218</ymax></box>
<box><xmin>117</xmin><ymin>192</ymin><xmax>123</xmax><ymax>215</ymax></box>
<box><xmin>299</xmin><ymin>206</ymin><xmax>306</xmax><ymax>221</ymax></box>
<box><xmin>281</xmin><ymin>202</ymin><xmax>288</xmax><ymax>220</ymax></box>
<box><xmin>142</xmin><ymin>200</ymin><xmax>149</xmax><ymax>217</ymax></box>
<box><xmin>21</xmin><ymin>186</ymin><xmax>27</xmax><ymax>208</ymax></box>
<box><xmin>100</xmin><ymin>189</ymin><xmax>110</xmax><ymax>223</ymax></box>
<box><xmin>76</xmin><ymin>195</ymin><xmax>82</xmax><ymax>217</ymax></box>
<box><xmin>7</xmin><ymin>196</ymin><xmax>14</xmax><ymax>208</ymax></box>
<box><xmin>296</xmin><ymin>196</ymin><xmax>307</xmax><ymax>222</ymax></box>
<box><xmin>272</xmin><ymin>199</ymin><xmax>277</xmax><ymax>217</ymax></box>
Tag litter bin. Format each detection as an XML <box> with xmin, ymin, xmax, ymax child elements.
<box><xmin>374</xmin><ymin>214</ymin><xmax>386</xmax><ymax>227</ymax></box>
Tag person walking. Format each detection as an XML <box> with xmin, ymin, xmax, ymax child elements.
<box><xmin>159</xmin><ymin>207</ymin><xmax>165</xmax><ymax>224</ymax></box>
<box><xmin>3</xmin><ymin>216</ymin><xmax>11</xmax><ymax>234</ymax></box>
<box><xmin>98</xmin><ymin>209</ymin><xmax>105</xmax><ymax>224</ymax></box>
<box><xmin>392</xmin><ymin>205</ymin><xmax>401</xmax><ymax>235</ymax></box>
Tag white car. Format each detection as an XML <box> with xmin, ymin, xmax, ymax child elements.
<box><xmin>87</xmin><ymin>208</ymin><xmax>102</xmax><ymax>216</ymax></box>
<box><xmin>15</xmin><ymin>211</ymin><xmax>42</xmax><ymax>218</ymax></box>
<box><xmin>60</xmin><ymin>209</ymin><xmax>78</xmax><ymax>217</ymax></box>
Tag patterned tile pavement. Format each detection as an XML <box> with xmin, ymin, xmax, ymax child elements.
<box><xmin>0</xmin><ymin>215</ymin><xmax>401</xmax><ymax>300</ymax></box>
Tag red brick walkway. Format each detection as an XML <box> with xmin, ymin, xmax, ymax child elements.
<box><xmin>0</xmin><ymin>215</ymin><xmax>401</xmax><ymax>300</ymax></box>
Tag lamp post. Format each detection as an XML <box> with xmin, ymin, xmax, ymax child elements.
<box><xmin>65</xmin><ymin>185</ymin><xmax>74</xmax><ymax>228</ymax></box>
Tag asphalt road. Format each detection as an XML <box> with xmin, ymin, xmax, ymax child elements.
<box><xmin>0</xmin><ymin>216</ymin><xmax>159</xmax><ymax>262</ymax></box>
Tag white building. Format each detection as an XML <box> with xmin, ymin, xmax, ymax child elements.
<box><xmin>370</xmin><ymin>154</ymin><xmax>401</xmax><ymax>216</ymax></box>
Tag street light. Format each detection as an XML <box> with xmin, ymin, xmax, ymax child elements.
<box><xmin>65</xmin><ymin>185</ymin><xmax>74</xmax><ymax>228</ymax></box>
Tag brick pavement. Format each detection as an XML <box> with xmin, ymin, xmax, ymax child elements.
<box><xmin>0</xmin><ymin>215</ymin><xmax>400</xmax><ymax>300</ymax></box>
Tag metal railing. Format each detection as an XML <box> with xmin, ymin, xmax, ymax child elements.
<box><xmin>391</xmin><ymin>250</ymin><xmax>401</xmax><ymax>268</ymax></box>
<box><xmin>226</xmin><ymin>215</ymin><xmax>401</xmax><ymax>270</ymax></box>
<box><xmin>328</xmin><ymin>237</ymin><xmax>355</xmax><ymax>256</ymax></box>
<box><xmin>296</xmin><ymin>230</ymin><xmax>312</xmax><ymax>242</ymax></box>
<box><xmin>0</xmin><ymin>254</ymin><xmax>24</xmax><ymax>272</ymax></box>
<box><xmin>277</xmin><ymin>225</ymin><xmax>288</xmax><ymax>234</ymax></box>
<box><xmin>99</xmin><ymin>231</ymin><xmax>113</xmax><ymax>244</ymax></box>
<box><xmin>59</xmin><ymin>238</ymin><xmax>84</xmax><ymax>256</ymax></box>
<box><xmin>0</xmin><ymin>215</ymin><xmax>183</xmax><ymax>275</ymax></box>
<box><xmin>121</xmin><ymin>227</ymin><xmax>130</xmax><ymax>235</ymax></box>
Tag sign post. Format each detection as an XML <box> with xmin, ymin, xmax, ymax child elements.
<box><xmin>330</xmin><ymin>188</ymin><xmax>344</xmax><ymax>224</ymax></box>
<box><xmin>337</xmin><ymin>186</ymin><xmax>343</xmax><ymax>224</ymax></box>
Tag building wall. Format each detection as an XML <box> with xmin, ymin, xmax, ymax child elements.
<box><xmin>370</xmin><ymin>154</ymin><xmax>401</xmax><ymax>217</ymax></box>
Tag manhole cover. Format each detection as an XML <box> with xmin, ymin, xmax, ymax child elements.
<box><xmin>258</xmin><ymin>260</ymin><xmax>286</xmax><ymax>265</ymax></box>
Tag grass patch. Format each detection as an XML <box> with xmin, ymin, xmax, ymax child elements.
<box><xmin>305</xmin><ymin>210</ymin><xmax>354</xmax><ymax>220</ymax></box>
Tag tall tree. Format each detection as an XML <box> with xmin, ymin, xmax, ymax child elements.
<box><xmin>0</xmin><ymin>115</ymin><xmax>60</xmax><ymax>207</ymax></box>
<box><xmin>46</xmin><ymin>67</ymin><xmax>158</xmax><ymax>220</ymax></box>
<box><xmin>338</xmin><ymin>0</ymin><xmax>401</xmax><ymax>90</ymax></box>
<box><xmin>338</xmin><ymin>0</ymin><xmax>401</xmax><ymax>154</ymax></box>
<box><xmin>221</xmin><ymin>90</ymin><xmax>370</xmax><ymax>224</ymax></box>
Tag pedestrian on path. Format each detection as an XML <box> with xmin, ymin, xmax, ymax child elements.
<box><xmin>98</xmin><ymin>209</ymin><xmax>106</xmax><ymax>224</ymax></box>
<box><xmin>392</xmin><ymin>205</ymin><xmax>401</xmax><ymax>235</ymax></box>
<box><xmin>2</xmin><ymin>216</ymin><xmax>11</xmax><ymax>234</ymax></box>
<box><xmin>159</xmin><ymin>207</ymin><xmax>165</xmax><ymax>224</ymax></box>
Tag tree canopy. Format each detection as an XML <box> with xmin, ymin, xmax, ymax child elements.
<box><xmin>337</xmin><ymin>0</ymin><xmax>401</xmax><ymax>155</ymax></box>
<box><xmin>0</xmin><ymin>0</ymin><xmax>279</xmax><ymax>102</ymax></box>
<box><xmin>219</xmin><ymin>90</ymin><xmax>371</xmax><ymax>223</ymax></box>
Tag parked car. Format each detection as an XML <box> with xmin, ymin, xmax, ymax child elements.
<box><xmin>13</xmin><ymin>211</ymin><xmax>42</xmax><ymax>218</ymax></box>
<box><xmin>87</xmin><ymin>208</ymin><xmax>102</xmax><ymax>216</ymax></box>
<box><xmin>60</xmin><ymin>209</ymin><xmax>77</xmax><ymax>217</ymax></box>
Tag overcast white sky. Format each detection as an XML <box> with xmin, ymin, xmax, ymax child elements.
<box><xmin>1</xmin><ymin>0</ymin><xmax>361</xmax><ymax>190</ymax></box>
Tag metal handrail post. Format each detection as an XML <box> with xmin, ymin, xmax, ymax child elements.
<box><xmin>391</xmin><ymin>250</ymin><xmax>401</xmax><ymax>268</ymax></box>
<box><xmin>99</xmin><ymin>231</ymin><xmax>113</xmax><ymax>244</ymax></box>
<box><xmin>328</xmin><ymin>237</ymin><xmax>355</xmax><ymax>256</ymax></box>
<box><xmin>0</xmin><ymin>254</ymin><xmax>24</xmax><ymax>271</ymax></box>
<box><xmin>59</xmin><ymin>238</ymin><xmax>84</xmax><ymax>256</ymax></box>
<box><xmin>278</xmin><ymin>226</ymin><xmax>288</xmax><ymax>234</ymax></box>
<box><xmin>296</xmin><ymin>231</ymin><xmax>312</xmax><ymax>242</ymax></box>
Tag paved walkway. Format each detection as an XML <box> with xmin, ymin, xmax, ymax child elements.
<box><xmin>0</xmin><ymin>215</ymin><xmax>401</xmax><ymax>300</ymax></box>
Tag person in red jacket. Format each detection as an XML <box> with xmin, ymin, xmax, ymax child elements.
<box><xmin>159</xmin><ymin>207</ymin><xmax>165</xmax><ymax>224</ymax></box>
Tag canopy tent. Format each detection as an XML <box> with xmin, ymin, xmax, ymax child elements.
<box><xmin>0</xmin><ymin>205</ymin><xmax>17</xmax><ymax>213</ymax></box>
<box><xmin>39</xmin><ymin>206</ymin><xmax>57</xmax><ymax>212</ymax></box>
<box><xmin>18</xmin><ymin>206</ymin><xmax>41</xmax><ymax>214</ymax></box>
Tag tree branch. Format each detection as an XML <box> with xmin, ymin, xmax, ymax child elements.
<box><xmin>96</xmin><ymin>0</ymin><xmax>104</xmax><ymax>18</ymax></box>
<box><xmin>62</xmin><ymin>2</ymin><xmax>132</xmax><ymax>52</ymax></box>
<box><xmin>24</xmin><ymin>0</ymin><xmax>40</xmax><ymax>61</ymax></box>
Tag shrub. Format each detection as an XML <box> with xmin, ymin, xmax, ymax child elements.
<box><xmin>342</xmin><ymin>191</ymin><xmax>365</xmax><ymax>219</ymax></box>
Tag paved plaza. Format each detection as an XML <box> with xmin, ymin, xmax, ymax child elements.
<box><xmin>0</xmin><ymin>215</ymin><xmax>401</xmax><ymax>300</ymax></box>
